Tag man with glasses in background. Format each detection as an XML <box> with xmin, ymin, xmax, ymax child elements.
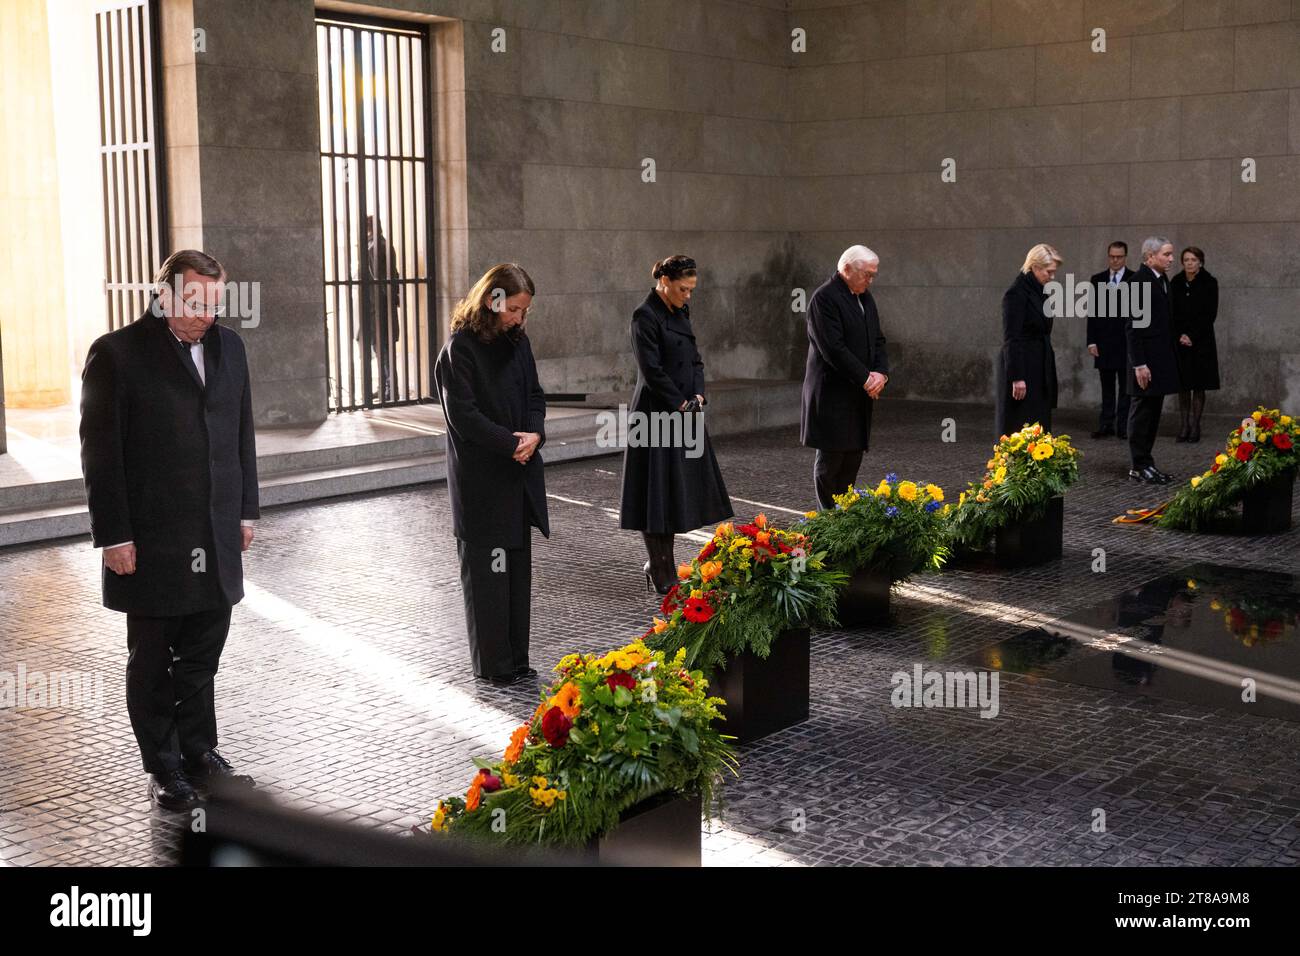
<box><xmin>80</xmin><ymin>250</ymin><xmax>260</xmax><ymax>811</ymax></box>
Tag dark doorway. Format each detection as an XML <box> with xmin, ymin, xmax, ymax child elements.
<box><xmin>316</xmin><ymin>13</ymin><xmax>436</xmax><ymax>411</ymax></box>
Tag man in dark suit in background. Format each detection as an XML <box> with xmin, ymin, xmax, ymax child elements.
<box><xmin>800</xmin><ymin>245</ymin><xmax>890</xmax><ymax>510</ymax></box>
<box><xmin>1127</xmin><ymin>237</ymin><xmax>1180</xmax><ymax>484</ymax></box>
<box><xmin>1087</xmin><ymin>240</ymin><xmax>1135</xmax><ymax>439</ymax></box>
<box><xmin>80</xmin><ymin>249</ymin><xmax>260</xmax><ymax>811</ymax></box>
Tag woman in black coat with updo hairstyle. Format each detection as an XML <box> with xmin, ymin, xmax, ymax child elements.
<box><xmin>995</xmin><ymin>243</ymin><xmax>1061</xmax><ymax>438</ymax></box>
<box><xmin>1171</xmin><ymin>245</ymin><xmax>1220</xmax><ymax>443</ymax></box>
<box><xmin>619</xmin><ymin>255</ymin><xmax>733</xmax><ymax>594</ymax></box>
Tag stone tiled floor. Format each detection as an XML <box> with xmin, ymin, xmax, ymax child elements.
<box><xmin>2</xmin><ymin>398</ymin><xmax>1298</xmax><ymax>866</ymax></box>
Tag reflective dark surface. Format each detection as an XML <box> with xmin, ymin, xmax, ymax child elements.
<box><xmin>967</xmin><ymin>563</ymin><xmax>1300</xmax><ymax>721</ymax></box>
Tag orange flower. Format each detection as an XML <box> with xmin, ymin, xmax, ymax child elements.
<box><xmin>754</xmin><ymin>530</ymin><xmax>770</xmax><ymax>547</ymax></box>
<box><xmin>754</xmin><ymin>513</ymin><xmax>768</xmax><ymax>529</ymax></box>
<box><xmin>548</xmin><ymin>681</ymin><xmax>581</xmax><ymax>719</ymax></box>
<box><xmin>700</xmin><ymin>561</ymin><xmax>722</xmax><ymax>582</ymax></box>
<box><xmin>715</xmin><ymin>522</ymin><xmax>733</xmax><ymax>537</ymax></box>
<box><xmin>503</xmin><ymin>723</ymin><xmax>529</xmax><ymax>764</ymax></box>
<box><xmin>983</xmin><ymin>479</ymin><xmax>993</xmax><ymax>490</ymax></box>
<box><xmin>678</xmin><ymin>563</ymin><xmax>692</xmax><ymax>579</ymax></box>
<box><xmin>466</xmin><ymin>773</ymin><xmax>484</xmax><ymax>812</ymax></box>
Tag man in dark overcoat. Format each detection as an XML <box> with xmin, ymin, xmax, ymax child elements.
<box><xmin>1126</xmin><ymin>237</ymin><xmax>1180</xmax><ymax>483</ymax></box>
<box><xmin>80</xmin><ymin>250</ymin><xmax>259</xmax><ymax>811</ymax></box>
<box><xmin>1087</xmin><ymin>240</ymin><xmax>1137</xmax><ymax>439</ymax></box>
<box><xmin>800</xmin><ymin>245</ymin><xmax>890</xmax><ymax>510</ymax></box>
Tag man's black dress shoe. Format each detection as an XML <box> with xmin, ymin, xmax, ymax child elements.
<box><xmin>149</xmin><ymin>769</ymin><xmax>200</xmax><ymax>812</ymax></box>
<box><xmin>1090</xmin><ymin>428</ymin><xmax>1115</xmax><ymax>439</ymax></box>
<box><xmin>185</xmin><ymin>749</ymin><xmax>256</xmax><ymax>791</ymax></box>
<box><xmin>1128</xmin><ymin>466</ymin><xmax>1170</xmax><ymax>484</ymax></box>
<box><xmin>475</xmin><ymin>672</ymin><xmax>523</xmax><ymax>687</ymax></box>
<box><xmin>514</xmin><ymin>666</ymin><xmax>538</xmax><ymax>680</ymax></box>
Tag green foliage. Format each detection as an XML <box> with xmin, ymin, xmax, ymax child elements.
<box><xmin>429</xmin><ymin>642</ymin><xmax>737</xmax><ymax>849</ymax></box>
<box><xmin>799</xmin><ymin>475</ymin><xmax>950</xmax><ymax>579</ymax></box>
<box><xmin>946</xmin><ymin>425</ymin><xmax>1081</xmax><ymax>551</ymax></box>
<box><xmin>643</xmin><ymin>515</ymin><xmax>845</xmax><ymax>672</ymax></box>
<box><xmin>1159</xmin><ymin>406</ymin><xmax>1300</xmax><ymax>531</ymax></box>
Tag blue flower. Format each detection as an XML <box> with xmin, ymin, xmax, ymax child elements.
<box><xmin>885</xmin><ymin>472</ymin><xmax>898</xmax><ymax>483</ymax></box>
<box><xmin>885</xmin><ymin>506</ymin><xmax>899</xmax><ymax>518</ymax></box>
<box><xmin>925</xmin><ymin>500</ymin><xmax>941</xmax><ymax>512</ymax></box>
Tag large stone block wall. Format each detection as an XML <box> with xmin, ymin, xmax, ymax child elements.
<box><xmin>786</xmin><ymin>0</ymin><xmax>1300</xmax><ymax>416</ymax></box>
<box><xmin>158</xmin><ymin>0</ymin><xmax>1298</xmax><ymax>423</ymax></box>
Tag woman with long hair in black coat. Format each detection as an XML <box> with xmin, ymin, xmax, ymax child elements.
<box><xmin>995</xmin><ymin>243</ymin><xmax>1062</xmax><ymax>438</ymax></box>
<box><xmin>433</xmin><ymin>263</ymin><xmax>549</xmax><ymax>686</ymax></box>
<box><xmin>619</xmin><ymin>255</ymin><xmax>733</xmax><ymax>594</ymax></box>
<box><xmin>1171</xmin><ymin>246</ymin><xmax>1220</xmax><ymax>443</ymax></box>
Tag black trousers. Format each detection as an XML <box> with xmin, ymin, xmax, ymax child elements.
<box><xmin>456</xmin><ymin>530</ymin><xmax>532</xmax><ymax>679</ymax></box>
<box><xmin>125</xmin><ymin>606</ymin><xmax>232</xmax><ymax>775</ymax></box>
<box><xmin>1098</xmin><ymin>368</ymin><xmax>1131</xmax><ymax>435</ymax></box>
<box><xmin>813</xmin><ymin>448</ymin><xmax>864</xmax><ymax>511</ymax></box>
<box><xmin>1128</xmin><ymin>393</ymin><xmax>1165</xmax><ymax>469</ymax></box>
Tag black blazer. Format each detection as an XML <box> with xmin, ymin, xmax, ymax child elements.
<box><xmin>434</xmin><ymin>327</ymin><xmax>549</xmax><ymax>548</ymax></box>
<box><xmin>628</xmin><ymin>290</ymin><xmax>705</xmax><ymax>414</ymax></box>
<box><xmin>995</xmin><ymin>270</ymin><xmax>1057</xmax><ymax>436</ymax></box>
<box><xmin>1087</xmin><ymin>265</ymin><xmax>1137</xmax><ymax>371</ymax></box>
<box><xmin>1171</xmin><ymin>269</ymin><xmax>1221</xmax><ymax>390</ymax></box>
<box><xmin>79</xmin><ymin>306</ymin><xmax>260</xmax><ymax>616</ymax></box>
<box><xmin>800</xmin><ymin>272</ymin><xmax>889</xmax><ymax>451</ymax></box>
<box><xmin>1128</xmin><ymin>265</ymin><xmax>1180</xmax><ymax>396</ymax></box>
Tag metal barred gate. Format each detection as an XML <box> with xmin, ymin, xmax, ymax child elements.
<box><xmin>95</xmin><ymin>0</ymin><xmax>167</xmax><ymax>331</ymax></box>
<box><xmin>315</xmin><ymin>13</ymin><xmax>437</xmax><ymax>411</ymax></box>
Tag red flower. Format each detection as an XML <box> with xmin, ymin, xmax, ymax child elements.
<box><xmin>698</xmin><ymin>540</ymin><xmax>717</xmax><ymax>561</ymax></box>
<box><xmin>660</xmin><ymin>585</ymin><xmax>680</xmax><ymax>616</ymax></box>
<box><xmin>1273</xmin><ymin>433</ymin><xmax>1293</xmax><ymax>450</ymax></box>
<box><xmin>1211</xmin><ymin>463</ymin><xmax>1221</xmax><ymax>473</ymax></box>
<box><xmin>736</xmin><ymin>523</ymin><xmax>761</xmax><ymax>538</ymax></box>
<box><xmin>682</xmin><ymin>597</ymin><xmax>715</xmax><ymax>623</ymax></box>
<box><xmin>541</xmin><ymin>706</ymin><xmax>572</xmax><ymax>748</ymax></box>
<box><xmin>1260</xmin><ymin>417</ymin><xmax>1274</xmax><ymax>430</ymax></box>
<box><xmin>1235</xmin><ymin>443</ymin><xmax>1255</xmax><ymax>462</ymax></box>
<box><xmin>606</xmin><ymin>672</ymin><xmax>637</xmax><ymax>692</ymax></box>
<box><xmin>478</xmin><ymin>768</ymin><xmax>502</xmax><ymax>792</ymax></box>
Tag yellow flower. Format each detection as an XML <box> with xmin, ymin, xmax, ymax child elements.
<box><xmin>875</xmin><ymin>480</ymin><xmax>891</xmax><ymax>498</ymax></box>
<box><xmin>896</xmin><ymin>481</ymin><xmax>917</xmax><ymax>501</ymax></box>
<box><xmin>804</xmin><ymin>510</ymin><xmax>818</xmax><ymax>519</ymax></box>
<box><xmin>1252</xmin><ymin>410</ymin><xmax>1263</xmax><ymax>421</ymax></box>
<box><xmin>1186</xmin><ymin>579</ymin><xmax>1197</xmax><ymax>590</ymax></box>
<box><xmin>1190</xmin><ymin>476</ymin><xmax>1202</xmax><ymax>487</ymax></box>
<box><xmin>431</xmin><ymin>801</ymin><xmax>450</xmax><ymax>832</ymax></box>
<box><xmin>1031</xmin><ymin>443</ymin><xmax>1054</xmax><ymax>461</ymax></box>
<box><xmin>958</xmin><ymin>491</ymin><xmax>967</xmax><ymax>506</ymax></box>
<box><xmin>941</xmin><ymin>504</ymin><xmax>951</xmax><ymax>515</ymax></box>
<box><xmin>993</xmin><ymin>465</ymin><xmax>1007</xmax><ymax>483</ymax></box>
<box><xmin>925</xmin><ymin>484</ymin><xmax>944</xmax><ymax>501</ymax></box>
<box><xmin>502</xmin><ymin>771</ymin><xmax>520</xmax><ymax>788</ymax></box>
<box><xmin>1282</xmin><ymin>415</ymin><xmax>1293</xmax><ymax>426</ymax></box>
<box><xmin>1215</xmin><ymin>453</ymin><xmax>1228</xmax><ymax>465</ymax></box>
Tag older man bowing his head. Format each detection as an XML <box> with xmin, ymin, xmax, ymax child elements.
<box><xmin>800</xmin><ymin>245</ymin><xmax>891</xmax><ymax>510</ymax></box>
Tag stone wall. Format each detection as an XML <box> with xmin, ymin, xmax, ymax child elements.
<box><xmin>157</xmin><ymin>0</ymin><xmax>1299</xmax><ymax>424</ymax></box>
<box><xmin>786</xmin><ymin>0</ymin><xmax>1300</xmax><ymax>416</ymax></box>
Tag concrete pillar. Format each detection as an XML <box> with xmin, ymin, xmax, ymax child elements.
<box><xmin>159</xmin><ymin>0</ymin><xmax>327</xmax><ymax>426</ymax></box>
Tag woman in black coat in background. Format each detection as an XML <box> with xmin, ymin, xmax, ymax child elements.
<box><xmin>620</xmin><ymin>256</ymin><xmax>733</xmax><ymax>594</ymax></box>
<box><xmin>995</xmin><ymin>243</ymin><xmax>1062</xmax><ymax>438</ymax></box>
<box><xmin>1171</xmin><ymin>246</ymin><xmax>1220</xmax><ymax>443</ymax></box>
<box><xmin>433</xmin><ymin>263</ymin><xmax>549</xmax><ymax>686</ymax></box>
